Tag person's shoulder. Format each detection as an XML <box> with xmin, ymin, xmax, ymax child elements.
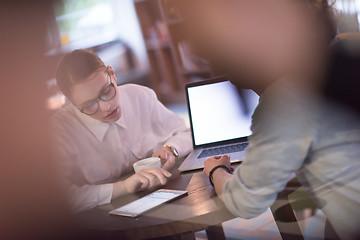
<box><xmin>119</xmin><ymin>83</ymin><xmax>153</xmax><ymax>92</ymax></box>
<box><xmin>119</xmin><ymin>84</ymin><xmax>157</xmax><ymax>98</ymax></box>
<box><xmin>51</xmin><ymin>105</ymin><xmax>79</xmax><ymax>128</ymax></box>
<box><xmin>51</xmin><ymin>104</ymin><xmax>72</xmax><ymax>119</ymax></box>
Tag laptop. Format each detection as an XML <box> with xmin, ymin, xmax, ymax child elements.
<box><xmin>178</xmin><ymin>76</ymin><xmax>259</xmax><ymax>172</ymax></box>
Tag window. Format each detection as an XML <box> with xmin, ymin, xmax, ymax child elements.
<box><xmin>334</xmin><ymin>0</ymin><xmax>360</xmax><ymax>14</ymax></box>
<box><xmin>333</xmin><ymin>0</ymin><xmax>360</xmax><ymax>32</ymax></box>
<box><xmin>54</xmin><ymin>0</ymin><xmax>117</xmax><ymax>49</ymax></box>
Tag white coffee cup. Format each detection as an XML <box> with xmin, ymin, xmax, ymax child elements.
<box><xmin>133</xmin><ymin>157</ymin><xmax>161</xmax><ymax>173</ymax></box>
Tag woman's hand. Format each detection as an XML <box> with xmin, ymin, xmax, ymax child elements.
<box><xmin>152</xmin><ymin>146</ymin><xmax>176</xmax><ymax>170</ymax></box>
<box><xmin>124</xmin><ymin>168</ymin><xmax>172</xmax><ymax>193</ymax></box>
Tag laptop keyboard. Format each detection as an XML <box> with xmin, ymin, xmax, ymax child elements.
<box><xmin>197</xmin><ymin>142</ymin><xmax>248</xmax><ymax>159</ymax></box>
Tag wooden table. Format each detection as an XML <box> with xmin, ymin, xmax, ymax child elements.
<box><xmin>74</xmin><ymin>169</ymin><xmax>236</xmax><ymax>240</ymax></box>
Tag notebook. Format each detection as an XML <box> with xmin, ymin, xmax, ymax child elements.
<box><xmin>178</xmin><ymin>76</ymin><xmax>259</xmax><ymax>172</ymax></box>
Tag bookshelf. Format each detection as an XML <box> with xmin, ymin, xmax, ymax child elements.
<box><xmin>134</xmin><ymin>0</ymin><xmax>213</xmax><ymax>103</ymax></box>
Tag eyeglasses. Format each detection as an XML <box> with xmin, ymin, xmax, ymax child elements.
<box><xmin>79</xmin><ymin>74</ymin><xmax>116</xmax><ymax>115</ymax></box>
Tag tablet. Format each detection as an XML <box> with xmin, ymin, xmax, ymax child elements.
<box><xmin>109</xmin><ymin>189</ymin><xmax>188</xmax><ymax>217</ymax></box>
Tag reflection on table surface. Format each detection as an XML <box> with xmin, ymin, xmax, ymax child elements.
<box><xmin>75</xmin><ymin>168</ymin><xmax>235</xmax><ymax>239</ymax></box>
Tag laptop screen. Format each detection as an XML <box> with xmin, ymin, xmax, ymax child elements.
<box><xmin>186</xmin><ymin>78</ymin><xmax>259</xmax><ymax>146</ymax></box>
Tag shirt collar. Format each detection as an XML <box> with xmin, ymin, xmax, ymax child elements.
<box><xmin>71</xmin><ymin>87</ymin><xmax>127</xmax><ymax>142</ymax></box>
<box><xmin>114</xmin><ymin>113</ymin><xmax>127</xmax><ymax>129</ymax></box>
<box><xmin>72</xmin><ymin>105</ymin><xmax>110</xmax><ymax>142</ymax></box>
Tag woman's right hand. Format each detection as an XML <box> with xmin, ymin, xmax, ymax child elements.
<box><xmin>124</xmin><ymin>168</ymin><xmax>172</xmax><ymax>193</ymax></box>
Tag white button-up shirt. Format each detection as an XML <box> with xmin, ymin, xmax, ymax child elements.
<box><xmin>51</xmin><ymin>84</ymin><xmax>192</xmax><ymax>212</ymax></box>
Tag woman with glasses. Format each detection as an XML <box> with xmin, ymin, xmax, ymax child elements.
<box><xmin>52</xmin><ymin>49</ymin><xmax>192</xmax><ymax>212</ymax></box>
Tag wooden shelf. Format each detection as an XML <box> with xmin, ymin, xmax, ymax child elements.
<box><xmin>180</xmin><ymin>69</ymin><xmax>212</xmax><ymax>77</ymax></box>
<box><xmin>145</xmin><ymin>40</ymin><xmax>171</xmax><ymax>50</ymax></box>
<box><xmin>165</xmin><ymin>18</ymin><xmax>183</xmax><ymax>26</ymax></box>
<box><xmin>134</xmin><ymin>0</ymin><xmax>213</xmax><ymax>104</ymax></box>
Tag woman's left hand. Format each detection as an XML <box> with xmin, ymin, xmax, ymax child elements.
<box><xmin>152</xmin><ymin>146</ymin><xmax>176</xmax><ymax>170</ymax></box>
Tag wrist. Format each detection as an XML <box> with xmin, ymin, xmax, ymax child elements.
<box><xmin>122</xmin><ymin>180</ymin><xmax>131</xmax><ymax>194</ymax></box>
<box><xmin>209</xmin><ymin>165</ymin><xmax>231</xmax><ymax>187</ymax></box>
<box><xmin>163</xmin><ymin>145</ymin><xmax>179</xmax><ymax>158</ymax></box>
<box><xmin>212</xmin><ymin>167</ymin><xmax>228</xmax><ymax>178</ymax></box>
<box><xmin>112</xmin><ymin>181</ymin><xmax>127</xmax><ymax>199</ymax></box>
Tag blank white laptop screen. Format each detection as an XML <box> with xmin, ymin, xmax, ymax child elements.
<box><xmin>187</xmin><ymin>81</ymin><xmax>258</xmax><ymax>146</ymax></box>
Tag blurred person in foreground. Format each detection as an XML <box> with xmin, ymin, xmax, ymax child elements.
<box><xmin>0</xmin><ymin>0</ymin><xmax>75</xmax><ymax>239</ymax></box>
<box><xmin>52</xmin><ymin>49</ymin><xmax>192</xmax><ymax>212</ymax></box>
<box><xmin>180</xmin><ymin>0</ymin><xmax>360</xmax><ymax>239</ymax></box>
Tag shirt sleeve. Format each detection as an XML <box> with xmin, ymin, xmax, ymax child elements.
<box><xmin>50</xmin><ymin>111</ymin><xmax>114</xmax><ymax>212</ymax></box>
<box><xmin>222</xmin><ymin>83</ymin><xmax>315</xmax><ymax>218</ymax></box>
<box><xmin>141</xmin><ymin>86</ymin><xmax>193</xmax><ymax>158</ymax></box>
<box><xmin>65</xmin><ymin>180</ymin><xmax>113</xmax><ymax>212</ymax></box>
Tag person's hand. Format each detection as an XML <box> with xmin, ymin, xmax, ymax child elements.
<box><xmin>152</xmin><ymin>146</ymin><xmax>176</xmax><ymax>170</ymax></box>
<box><xmin>124</xmin><ymin>168</ymin><xmax>172</xmax><ymax>193</ymax></box>
<box><xmin>203</xmin><ymin>154</ymin><xmax>233</xmax><ymax>178</ymax></box>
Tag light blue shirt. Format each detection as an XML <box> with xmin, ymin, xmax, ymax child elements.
<box><xmin>222</xmin><ymin>82</ymin><xmax>360</xmax><ymax>240</ymax></box>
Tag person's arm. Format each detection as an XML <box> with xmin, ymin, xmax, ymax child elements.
<box><xmin>204</xmin><ymin>84</ymin><xmax>315</xmax><ymax>219</ymax></box>
<box><xmin>52</xmin><ymin>130</ymin><xmax>115</xmax><ymax>212</ymax></box>
<box><xmin>51</xmin><ymin>128</ymin><xmax>114</xmax><ymax>212</ymax></box>
<box><xmin>112</xmin><ymin>168</ymin><xmax>172</xmax><ymax>199</ymax></box>
<box><xmin>203</xmin><ymin>155</ymin><xmax>233</xmax><ymax>200</ymax></box>
<box><xmin>140</xmin><ymin>86</ymin><xmax>192</xmax><ymax>169</ymax></box>
<box><xmin>58</xmin><ymin>149</ymin><xmax>172</xmax><ymax>211</ymax></box>
<box><xmin>211</xmin><ymin>169</ymin><xmax>232</xmax><ymax>199</ymax></box>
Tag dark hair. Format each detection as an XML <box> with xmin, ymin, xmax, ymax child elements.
<box><xmin>55</xmin><ymin>49</ymin><xmax>106</xmax><ymax>99</ymax></box>
<box><xmin>307</xmin><ymin>0</ymin><xmax>337</xmax><ymax>42</ymax></box>
<box><xmin>324</xmin><ymin>38</ymin><xmax>360</xmax><ymax>112</ymax></box>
